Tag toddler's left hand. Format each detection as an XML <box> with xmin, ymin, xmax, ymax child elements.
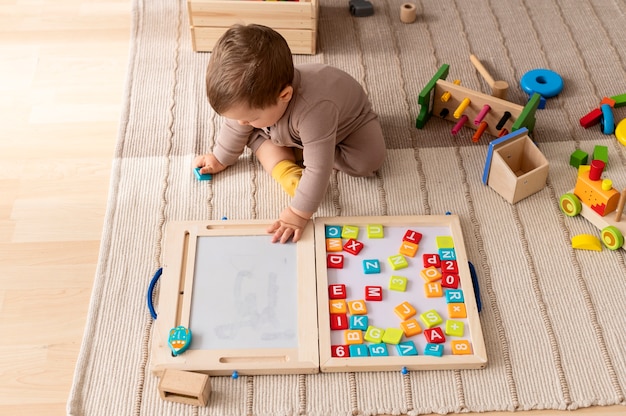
<box><xmin>268</xmin><ymin>206</ymin><xmax>310</xmax><ymax>243</ymax></box>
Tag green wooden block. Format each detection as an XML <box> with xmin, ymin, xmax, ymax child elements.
<box><xmin>569</xmin><ymin>149</ymin><xmax>588</xmax><ymax>168</ymax></box>
<box><xmin>592</xmin><ymin>145</ymin><xmax>608</xmax><ymax>165</ymax></box>
<box><xmin>610</xmin><ymin>92</ymin><xmax>626</xmax><ymax>108</ymax></box>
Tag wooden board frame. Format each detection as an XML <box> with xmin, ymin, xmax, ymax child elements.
<box><xmin>150</xmin><ymin>220</ymin><xmax>319</xmax><ymax>376</ymax></box>
<box><xmin>315</xmin><ymin>215</ymin><xmax>488</xmax><ymax>372</ymax></box>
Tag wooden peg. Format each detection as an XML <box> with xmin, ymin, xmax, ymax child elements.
<box><xmin>469</xmin><ymin>54</ymin><xmax>509</xmax><ymax>100</ymax></box>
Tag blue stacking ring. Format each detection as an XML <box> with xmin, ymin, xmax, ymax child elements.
<box><xmin>520</xmin><ymin>69</ymin><xmax>564</xmax><ymax>98</ymax></box>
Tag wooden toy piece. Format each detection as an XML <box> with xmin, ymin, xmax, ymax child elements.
<box><xmin>329</xmin><ymin>299</ymin><xmax>347</xmax><ymax>314</ymax></box>
<box><xmin>448</xmin><ymin>303</ymin><xmax>467</xmax><ymax>319</ymax></box>
<box><xmin>424</xmin><ymin>343</ymin><xmax>444</xmax><ymax>357</ymax></box>
<box><xmin>496</xmin><ymin>111</ymin><xmax>512</xmax><ymax>130</ymax></box>
<box><xmin>439</xmin><ymin>108</ymin><xmax>450</xmax><ymax>118</ymax></box>
<box><xmin>362</xmin><ymin>259</ymin><xmax>381</xmax><ymax>274</ymax></box>
<box><xmin>482</xmin><ymin>128</ymin><xmax>549</xmax><ymax>204</ymax></box>
<box><xmin>381</xmin><ymin>327</ymin><xmax>404</xmax><ymax>344</ymax></box>
<box><xmin>394</xmin><ymin>301</ymin><xmax>417</xmax><ymax>320</ymax></box>
<box><xmin>330</xmin><ymin>313</ymin><xmax>349</xmax><ymax>330</ymax></box>
<box><xmin>388</xmin><ymin>254</ymin><xmax>409</xmax><ymax>270</ymax></box>
<box><xmin>441</xmin><ymin>260</ymin><xmax>458</xmax><ymax>274</ymax></box>
<box><xmin>438</xmin><ymin>248</ymin><xmax>456</xmax><ymax>261</ymax></box>
<box><xmin>498</xmin><ymin>128</ymin><xmax>509</xmax><ymax>137</ymax></box>
<box><xmin>403</xmin><ymin>229</ymin><xmax>423</xmax><ymax>244</ymax></box>
<box><xmin>424</xmin><ymin>282</ymin><xmax>443</xmax><ymax>298</ymax></box>
<box><xmin>341</xmin><ymin>225</ymin><xmax>359</xmax><ymax>239</ymax></box>
<box><xmin>600</xmin><ymin>96</ymin><xmax>616</xmax><ymax>108</ymax></box>
<box><xmin>331</xmin><ymin>345</ymin><xmax>350</xmax><ymax>358</ymax></box>
<box><xmin>416</xmin><ymin>64</ymin><xmax>450</xmax><ymax>129</ymax></box>
<box><xmin>168</xmin><ymin>326</ymin><xmax>192</xmax><ymax>356</ymax></box>
<box><xmin>328</xmin><ymin>284</ymin><xmax>347</xmax><ymax>299</ymax></box>
<box><xmin>194</xmin><ymin>167</ymin><xmax>213</xmax><ymax>181</ymax></box>
<box><xmin>474</xmin><ymin>104</ymin><xmax>491</xmax><ymax>125</ymax></box>
<box><xmin>592</xmin><ymin>145</ymin><xmax>608</xmax><ymax>165</ymax></box>
<box><xmin>453</xmin><ymin>98</ymin><xmax>471</xmax><ymax>119</ymax></box>
<box><xmin>327</xmin><ymin>254</ymin><xmax>344</xmax><ymax>269</ymax></box>
<box><xmin>441</xmin><ymin>273</ymin><xmax>460</xmax><ymax>289</ymax></box>
<box><xmin>451</xmin><ymin>340</ymin><xmax>473</xmax><ymax>355</ymax></box>
<box><xmin>396</xmin><ymin>341</ymin><xmax>418</xmax><ymax>356</ymax></box>
<box><xmin>436</xmin><ymin>236</ymin><xmax>454</xmax><ymax>248</ymax></box>
<box><xmin>349</xmin><ymin>344</ymin><xmax>369</xmax><ymax>357</ymax></box>
<box><xmin>349</xmin><ymin>315</ymin><xmax>368</xmax><ymax>331</ymax></box>
<box><xmin>364</xmin><ymin>285</ymin><xmax>383</xmax><ymax>301</ymax></box>
<box><xmin>520</xmin><ymin>68</ymin><xmax>564</xmax><ymax>98</ymax></box>
<box><xmin>469</xmin><ymin>54</ymin><xmax>509</xmax><ymax>99</ymax></box>
<box><xmin>344</xmin><ymin>330</ymin><xmax>364</xmax><ymax>345</ymax></box>
<box><xmin>616</xmin><ymin>118</ymin><xmax>626</xmax><ymax>146</ymax></box>
<box><xmin>574</xmin><ymin>163</ymin><xmax>620</xmax><ymax>216</ymax></box>
<box><xmin>451</xmin><ymin>115</ymin><xmax>469</xmax><ymax>135</ymax></box>
<box><xmin>326</xmin><ymin>238</ymin><xmax>343</xmax><ymax>252</ymax></box>
<box><xmin>343</xmin><ymin>238</ymin><xmax>364</xmax><ymax>255</ymax></box>
<box><xmin>159</xmin><ymin>369</ymin><xmax>211</xmax><ymax>407</ymax></box>
<box><xmin>325</xmin><ymin>225</ymin><xmax>342</xmax><ymax>238</ymax></box>
<box><xmin>368</xmin><ymin>344</ymin><xmax>389</xmax><ymax>357</ymax></box>
<box><xmin>611</xmin><ymin>93</ymin><xmax>626</xmax><ymax>108</ymax></box>
<box><xmin>441</xmin><ymin>79</ymin><xmax>461</xmax><ymax>102</ymax></box>
<box><xmin>364</xmin><ymin>326</ymin><xmax>385</xmax><ymax>343</ymax></box>
<box><xmin>424</xmin><ymin>327</ymin><xmax>446</xmax><ymax>344</ymax></box>
<box><xmin>472</xmin><ymin>121</ymin><xmax>488</xmax><ymax>143</ymax></box>
<box><xmin>400</xmin><ymin>318</ymin><xmax>422</xmax><ymax>337</ymax></box>
<box><xmin>421</xmin><ymin>266</ymin><xmax>442</xmax><ymax>282</ymax></box>
<box><xmin>423</xmin><ymin>253</ymin><xmax>440</xmax><ymax>268</ymax></box>
<box><xmin>445</xmin><ymin>320</ymin><xmax>465</xmax><ymax>337</ymax></box>
<box><xmin>367</xmin><ymin>224</ymin><xmax>384</xmax><ymax>238</ymax></box>
<box><xmin>347</xmin><ymin>300</ymin><xmax>367</xmax><ymax>315</ymax></box>
<box><xmin>570</xmin><ymin>149</ymin><xmax>589</xmax><ymax>168</ymax></box>
<box><xmin>580</xmin><ymin>107</ymin><xmax>603</xmax><ymax>128</ymax></box>
<box><xmin>398</xmin><ymin>240</ymin><xmax>419</xmax><ymax>257</ymax></box>
<box><xmin>600</xmin><ymin>104</ymin><xmax>615</xmax><ymax>135</ymax></box>
<box><xmin>400</xmin><ymin>2</ymin><xmax>417</xmax><ymax>24</ymax></box>
<box><xmin>616</xmin><ymin>188</ymin><xmax>626</xmax><ymax>222</ymax></box>
<box><xmin>419</xmin><ymin>309</ymin><xmax>443</xmax><ymax>328</ymax></box>
<box><xmin>446</xmin><ymin>289</ymin><xmax>465</xmax><ymax>304</ymax></box>
<box><xmin>349</xmin><ymin>0</ymin><xmax>374</xmax><ymax>17</ymax></box>
<box><xmin>571</xmin><ymin>234</ymin><xmax>602</xmax><ymax>251</ymax></box>
<box><xmin>389</xmin><ymin>275</ymin><xmax>408</xmax><ymax>291</ymax></box>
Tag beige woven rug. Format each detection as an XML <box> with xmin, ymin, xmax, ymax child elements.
<box><xmin>68</xmin><ymin>0</ymin><xmax>626</xmax><ymax>414</ymax></box>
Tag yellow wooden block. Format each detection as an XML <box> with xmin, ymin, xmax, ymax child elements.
<box><xmin>344</xmin><ymin>329</ymin><xmax>363</xmax><ymax>345</ymax></box>
<box><xmin>571</xmin><ymin>234</ymin><xmax>602</xmax><ymax>251</ymax></box>
<box><xmin>394</xmin><ymin>301</ymin><xmax>417</xmax><ymax>320</ymax></box>
<box><xmin>451</xmin><ymin>340</ymin><xmax>473</xmax><ymax>355</ymax></box>
<box><xmin>329</xmin><ymin>299</ymin><xmax>347</xmax><ymax>314</ymax></box>
<box><xmin>424</xmin><ymin>282</ymin><xmax>443</xmax><ymax>297</ymax></box>
<box><xmin>388</xmin><ymin>254</ymin><xmax>409</xmax><ymax>270</ymax></box>
<box><xmin>448</xmin><ymin>302</ymin><xmax>467</xmax><ymax>318</ymax></box>
<box><xmin>347</xmin><ymin>299</ymin><xmax>368</xmax><ymax>315</ymax></box>
<box><xmin>400</xmin><ymin>318</ymin><xmax>422</xmax><ymax>337</ymax></box>
<box><xmin>420</xmin><ymin>309</ymin><xmax>443</xmax><ymax>328</ymax></box>
<box><xmin>326</xmin><ymin>238</ymin><xmax>343</xmax><ymax>252</ymax></box>
<box><xmin>367</xmin><ymin>224</ymin><xmax>384</xmax><ymax>238</ymax></box>
<box><xmin>420</xmin><ymin>266</ymin><xmax>442</xmax><ymax>282</ymax></box>
<box><xmin>399</xmin><ymin>241</ymin><xmax>419</xmax><ymax>257</ymax></box>
<box><xmin>341</xmin><ymin>225</ymin><xmax>359</xmax><ymax>239</ymax></box>
<box><xmin>436</xmin><ymin>236</ymin><xmax>455</xmax><ymax>249</ymax></box>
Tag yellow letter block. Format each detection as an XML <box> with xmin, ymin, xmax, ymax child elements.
<box><xmin>451</xmin><ymin>340</ymin><xmax>472</xmax><ymax>355</ymax></box>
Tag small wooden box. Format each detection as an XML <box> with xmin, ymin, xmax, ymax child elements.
<box><xmin>187</xmin><ymin>0</ymin><xmax>319</xmax><ymax>55</ymax></box>
<box><xmin>158</xmin><ymin>369</ymin><xmax>211</xmax><ymax>406</ymax></box>
<box><xmin>482</xmin><ymin>128</ymin><xmax>549</xmax><ymax>204</ymax></box>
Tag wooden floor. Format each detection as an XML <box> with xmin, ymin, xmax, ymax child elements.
<box><xmin>0</xmin><ymin>1</ymin><xmax>623</xmax><ymax>415</ymax></box>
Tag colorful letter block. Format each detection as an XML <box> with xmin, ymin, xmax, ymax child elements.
<box><xmin>349</xmin><ymin>344</ymin><xmax>369</xmax><ymax>357</ymax></box>
<box><xmin>325</xmin><ymin>225</ymin><xmax>342</xmax><ymax>239</ymax></box>
<box><xmin>445</xmin><ymin>320</ymin><xmax>465</xmax><ymax>337</ymax></box>
<box><xmin>330</xmin><ymin>313</ymin><xmax>348</xmax><ymax>330</ymax></box>
<box><xmin>394</xmin><ymin>301</ymin><xmax>417</xmax><ymax>320</ymax></box>
<box><xmin>420</xmin><ymin>309</ymin><xmax>443</xmax><ymax>328</ymax></box>
<box><xmin>424</xmin><ymin>327</ymin><xmax>446</xmax><ymax>343</ymax></box>
<box><xmin>329</xmin><ymin>299</ymin><xmax>347</xmax><ymax>314</ymax></box>
<box><xmin>451</xmin><ymin>340</ymin><xmax>472</xmax><ymax>355</ymax></box>
<box><xmin>344</xmin><ymin>329</ymin><xmax>364</xmax><ymax>345</ymax></box>
<box><xmin>341</xmin><ymin>225</ymin><xmax>359</xmax><ymax>239</ymax></box>
<box><xmin>381</xmin><ymin>327</ymin><xmax>404</xmax><ymax>345</ymax></box>
<box><xmin>368</xmin><ymin>343</ymin><xmax>389</xmax><ymax>357</ymax></box>
<box><xmin>396</xmin><ymin>341</ymin><xmax>418</xmax><ymax>356</ymax></box>
<box><xmin>438</xmin><ymin>248</ymin><xmax>456</xmax><ymax>260</ymax></box>
<box><xmin>424</xmin><ymin>282</ymin><xmax>443</xmax><ymax>298</ymax></box>
<box><xmin>441</xmin><ymin>273</ymin><xmax>460</xmax><ymax>289</ymax></box>
<box><xmin>364</xmin><ymin>285</ymin><xmax>383</xmax><ymax>301</ymax></box>
<box><xmin>388</xmin><ymin>254</ymin><xmax>409</xmax><ymax>270</ymax></box>
<box><xmin>327</xmin><ymin>254</ymin><xmax>344</xmax><ymax>269</ymax></box>
<box><xmin>364</xmin><ymin>326</ymin><xmax>384</xmax><ymax>343</ymax></box>
<box><xmin>347</xmin><ymin>299</ymin><xmax>367</xmax><ymax>315</ymax></box>
<box><xmin>349</xmin><ymin>315</ymin><xmax>368</xmax><ymax>331</ymax></box>
<box><xmin>448</xmin><ymin>303</ymin><xmax>467</xmax><ymax>318</ymax></box>
<box><xmin>436</xmin><ymin>236</ymin><xmax>454</xmax><ymax>249</ymax></box>
<box><xmin>326</xmin><ymin>238</ymin><xmax>343</xmax><ymax>252</ymax></box>
<box><xmin>424</xmin><ymin>343</ymin><xmax>444</xmax><ymax>357</ymax></box>
<box><xmin>441</xmin><ymin>260</ymin><xmax>458</xmax><ymax>274</ymax></box>
<box><xmin>328</xmin><ymin>284</ymin><xmax>347</xmax><ymax>299</ymax></box>
<box><xmin>400</xmin><ymin>318</ymin><xmax>422</xmax><ymax>337</ymax></box>
<box><xmin>343</xmin><ymin>238</ymin><xmax>364</xmax><ymax>255</ymax></box>
<box><xmin>389</xmin><ymin>275</ymin><xmax>408</xmax><ymax>292</ymax></box>
<box><xmin>423</xmin><ymin>253</ymin><xmax>440</xmax><ymax>268</ymax></box>
<box><xmin>445</xmin><ymin>289</ymin><xmax>464</xmax><ymax>304</ymax></box>
<box><xmin>420</xmin><ymin>266</ymin><xmax>442</xmax><ymax>282</ymax></box>
<box><xmin>399</xmin><ymin>241</ymin><xmax>419</xmax><ymax>257</ymax></box>
<box><xmin>362</xmin><ymin>259</ymin><xmax>381</xmax><ymax>274</ymax></box>
<box><xmin>331</xmin><ymin>345</ymin><xmax>350</xmax><ymax>358</ymax></box>
<box><xmin>403</xmin><ymin>229</ymin><xmax>423</xmax><ymax>244</ymax></box>
<box><xmin>367</xmin><ymin>224</ymin><xmax>384</xmax><ymax>238</ymax></box>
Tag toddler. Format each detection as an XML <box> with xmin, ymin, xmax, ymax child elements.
<box><xmin>194</xmin><ymin>24</ymin><xmax>386</xmax><ymax>243</ymax></box>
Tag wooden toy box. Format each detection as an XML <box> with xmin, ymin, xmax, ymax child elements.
<box><xmin>187</xmin><ymin>0</ymin><xmax>319</xmax><ymax>55</ymax></box>
<box><xmin>483</xmin><ymin>128</ymin><xmax>549</xmax><ymax>204</ymax></box>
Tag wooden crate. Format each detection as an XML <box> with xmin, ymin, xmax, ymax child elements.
<box><xmin>187</xmin><ymin>0</ymin><xmax>319</xmax><ymax>55</ymax></box>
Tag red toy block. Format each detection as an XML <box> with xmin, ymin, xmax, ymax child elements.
<box><xmin>365</xmin><ymin>285</ymin><xmax>383</xmax><ymax>301</ymax></box>
<box><xmin>330</xmin><ymin>313</ymin><xmax>349</xmax><ymax>330</ymax></box>
<box><xmin>331</xmin><ymin>345</ymin><xmax>350</xmax><ymax>358</ymax></box>
<box><xmin>328</xmin><ymin>284</ymin><xmax>347</xmax><ymax>299</ymax></box>
<box><xmin>403</xmin><ymin>229</ymin><xmax>423</xmax><ymax>244</ymax></box>
<box><xmin>327</xmin><ymin>254</ymin><xmax>344</xmax><ymax>269</ymax></box>
<box><xmin>424</xmin><ymin>327</ymin><xmax>446</xmax><ymax>344</ymax></box>
<box><xmin>580</xmin><ymin>108</ymin><xmax>602</xmax><ymax>128</ymax></box>
<box><xmin>441</xmin><ymin>260</ymin><xmax>458</xmax><ymax>274</ymax></box>
<box><xmin>423</xmin><ymin>253</ymin><xmax>440</xmax><ymax>268</ymax></box>
<box><xmin>441</xmin><ymin>273</ymin><xmax>460</xmax><ymax>289</ymax></box>
<box><xmin>343</xmin><ymin>238</ymin><xmax>364</xmax><ymax>255</ymax></box>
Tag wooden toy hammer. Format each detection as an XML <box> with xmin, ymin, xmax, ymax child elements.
<box><xmin>469</xmin><ymin>55</ymin><xmax>509</xmax><ymax>100</ymax></box>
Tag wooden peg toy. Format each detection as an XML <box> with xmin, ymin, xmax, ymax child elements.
<box><xmin>453</xmin><ymin>98</ymin><xmax>471</xmax><ymax>119</ymax></box>
<box><xmin>451</xmin><ymin>115</ymin><xmax>469</xmax><ymax>135</ymax></box>
<box><xmin>441</xmin><ymin>79</ymin><xmax>461</xmax><ymax>102</ymax></box>
<box><xmin>496</xmin><ymin>111</ymin><xmax>512</xmax><ymax>130</ymax></box>
<box><xmin>469</xmin><ymin>54</ymin><xmax>509</xmax><ymax>99</ymax></box>
<box><xmin>472</xmin><ymin>121</ymin><xmax>488</xmax><ymax>143</ymax></box>
<box><xmin>474</xmin><ymin>104</ymin><xmax>491</xmax><ymax>125</ymax></box>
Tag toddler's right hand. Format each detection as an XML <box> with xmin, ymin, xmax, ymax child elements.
<box><xmin>193</xmin><ymin>153</ymin><xmax>226</xmax><ymax>175</ymax></box>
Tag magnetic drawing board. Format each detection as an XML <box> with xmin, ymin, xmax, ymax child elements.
<box><xmin>315</xmin><ymin>215</ymin><xmax>487</xmax><ymax>372</ymax></box>
<box><xmin>150</xmin><ymin>220</ymin><xmax>319</xmax><ymax>376</ymax></box>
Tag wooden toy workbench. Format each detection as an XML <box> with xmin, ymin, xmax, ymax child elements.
<box><xmin>150</xmin><ymin>215</ymin><xmax>487</xmax><ymax>376</ymax></box>
<box><xmin>187</xmin><ymin>0</ymin><xmax>319</xmax><ymax>54</ymax></box>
